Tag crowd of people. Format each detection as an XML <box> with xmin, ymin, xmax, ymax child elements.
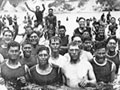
<box><xmin>0</xmin><ymin>2</ymin><xmax>120</xmax><ymax>90</ymax></box>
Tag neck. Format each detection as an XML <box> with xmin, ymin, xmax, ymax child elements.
<box><xmin>24</xmin><ymin>55</ymin><xmax>31</xmax><ymax>60</ymax></box>
<box><xmin>70</xmin><ymin>58</ymin><xmax>80</xmax><ymax>64</ymax></box>
<box><xmin>95</xmin><ymin>57</ymin><xmax>105</xmax><ymax>64</ymax></box>
<box><xmin>108</xmin><ymin>50</ymin><xmax>116</xmax><ymax>56</ymax></box>
<box><xmin>39</xmin><ymin>64</ymin><xmax>49</xmax><ymax>70</ymax></box>
<box><xmin>51</xmin><ymin>52</ymin><xmax>59</xmax><ymax>59</ymax></box>
<box><xmin>8</xmin><ymin>59</ymin><xmax>18</xmax><ymax>65</ymax></box>
<box><xmin>32</xmin><ymin>44</ymin><xmax>37</xmax><ymax>48</ymax></box>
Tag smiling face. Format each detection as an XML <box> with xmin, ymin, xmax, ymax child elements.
<box><xmin>107</xmin><ymin>39</ymin><xmax>117</xmax><ymax>52</ymax></box>
<box><xmin>22</xmin><ymin>43</ymin><xmax>32</xmax><ymax>58</ymax></box>
<box><xmin>78</xmin><ymin>19</ymin><xmax>85</xmax><ymax>28</ymax></box>
<box><xmin>84</xmin><ymin>40</ymin><xmax>92</xmax><ymax>51</ymax></box>
<box><xmin>29</xmin><ymin>33</ymin><xmax>39</xmax><ymax>46</ymax></box>
<box><xmin>3</xmin><ymin>31</ymin><xmax>13</xmax><ymax>44</ymax></box>
<box><xmin>95</xmin><ymin>48</ymin><xmax>106</xmax><ymax>64</ymax></box>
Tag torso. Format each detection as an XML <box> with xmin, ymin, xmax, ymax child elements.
<box><xmin>1</xmin><ymin>62</ymin><xmax>26</xmax><ymax>83</ymax></box>
<box><xmin>20</xmin><ymin>55</ymin><xmax>37</xmax><ymax>68</ymax></box>
<box><xmin>62</xmin><ymin>60</ymin><xmax>92</xmax><ymax>88</ymax></box>
<box><xmin>29</xmin><ymin>64</ymin><xmax>62</xmax><ymax>86</ymax></box>
<box><xmin>106</xmin><ymin>51</ymin><xmax>120</xmax><ymax>74</ymax></box>
<box><xmin>91</xmin><ymin>58</ymin><xmax>113</xmax><ymax>83</ymax></box>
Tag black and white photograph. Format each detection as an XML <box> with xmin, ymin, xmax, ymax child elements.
<box><xmin>0</xmin><ymin>0</ymin><xmax>120</xmax><ymax>90</ymax></box>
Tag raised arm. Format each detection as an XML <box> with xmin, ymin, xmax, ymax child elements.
<box><xmin>42</xmin><ymin>4</ymin><xmax>45</xmax><ymax>12</ymax></box>
<box><xmin>25</xmin><ymin>2</ymin><xmax>35</xmax><ymax>13</ymax></box>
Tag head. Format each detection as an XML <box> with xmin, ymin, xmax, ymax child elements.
<box><xmin>78</xmin><ymin>17</ymin><xmax>85</xmax><ymax>29</ymax></box>
<box><xmin>111</xmin><ymin>17</ymin><xmax>116</xmax><ymax>24</ymax></box>
<box><xmin>83</xmin><ymin>37</ymin><xmax>92</xmax><ymax>51</ymax></box>
<box><xmin>58</xmin><ymin>20</ymin><xmax>61</xmax><ymax>27</ymax></box>
<box><xmin>72</xmin><ymin>35</ymin><xmax>82</xmax><ymax>47</ymax></box>
<box><xmin>36</xmin><ymin>6</ymin><xmax>40</xmax><ymax>11</ymax></box>
<box><xmin>34</xmin><ymin>20</ymin><xmax>38</xmax><ymax>27</ymax></box>
<box><xmin>58</xmin><ymin>25</ymin><xmax>66</xmax><ymax>37</ymax></box>
<box><xmin>68</xmin><ymin>42</ymin><xmax>81</xmax><ymax>63</ymax></box>
<box><xmin>25</xmin><ymin>25</ymin><xmax>33</xmax><ymax>34</ymax></box>
<box><xmin>48</xmin><ymin>8</ymin><xmax>53</xmax><ymax>15</ymax></box>
<box><xmin>22</xmin><ymin>41</ymin><xmax>32</xmax><ymax>58</ymax></box>
<box><xmin>29</xmin><ymin>31</ymin><xmax>39</xmax><ymax>46</ymax></box>
<box><xmin>2</xmin><ymin>30</ymin><xmax>13</xmax><ymax>44</ymax></box>
<box><xmin>86</xmin><ymin>19</ymin><xmax>90</xmax><ymax>26</ymax></box>
<box><xmin>7</xmin><ymin>41</ymin><xmax>21</xmax><ymax>61</ymax></box>
<box><xmin>106</xmin><ymin>36</ymin><xmax>117</xmax><ymax>52</ymax></box>
<box><xmin>82</xmin><ymin>30</ymin><xmax>91</xmax><ymax>38</ymax></box>
<box><xmin>93</xmin><ymin>22</ymin><xmax>100</xmax><ymax>30</ymax></box>
<box><xmin>37</xmin><ymin>46</ymin><xmax>50</xmax><ymax>66</ymax></box>
<box><xmin>98</xmin><ymin>25</ymin><xmax>105</xmax><ymax>36</ymax></box>
<box><xmin>49</xmin><ymin>36</ymin><xmax>61</xmax><ymax>53</ymax></box>
<box><xmin>94</xmin><ymin>42</ymin><xmax>106</xmax><ymax>64</ymax></box>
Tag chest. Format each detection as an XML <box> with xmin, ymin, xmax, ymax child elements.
<box><xmin>1</xmin><ymin>64</ymin><xmax>26</xmax><ymax>81</ymax></box>
<box><xmin>63</xmin><ymin>63</ymin><xmax>88</xmax><ymax>80</ymax></box>
<box><xmin>92</xmin><ymin>62</ymin><xmax>111</xmax><ymax>77</ymax></box>
<box><xmin>30</xmin><ymin>67</ymin><xmax>59</xmax><ymax>85</ymax></box>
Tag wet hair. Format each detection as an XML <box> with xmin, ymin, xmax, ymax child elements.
<box><xmin>106</xmin><ymin>36</ymin><xmax>118</xmax><ymax>44</ymax></box>
<box><xmin>49</xmin><ymin>8</ymin><xmax>53</xmax><ymax>11</ymax></box>
<box><xmin>34</xmin><ymin>20</ymin><xmax>38</xmax><ymax>22</ymax></box>
<box><xmin>71</xmin><ymin>34</ymin><xmax>81</xmax><ymax>41</ymax></box>
<box><xmin>37</xmin><ymin>45</ymin><xmax>50</xmax><ymax>55</ymax></box>
<box><xmin>3</xmin><ymin>30</ymin><xmax>14</xmax><ymax>37</ymax></box>
<box><xmin>59</xmin><ymin>25</ymin><xmax>66</xmax><ymax>31</ymax></box>
<box><xmin>24</xmin><ymin>25</ymin><xmax>33</xmax><ymax>30</ymax></box>
<box><xmin>111</xmin><ymin>17</ymin><xmax>116</xmax><ymax>20</ymax></box>
<box><xmin>29</xmin><ymin>31</ymin><xmax>39</xmax><ymax>37</ymax></box>
<box><xmin>78</xmin><ymin>17</ymin><xmax>85</xmax><ymax>22</ymax></box>
<box><xmin>82</xmin><ymin>37</ymin><xmax>92</xmax><ymax>43</ymax></box>
<box><xmin>7</xmin><ymin>41</ymin><xmax>20</xmax><ymax>50</ymax></box>
<box><xmin>94</xmin><ymin>42</ymin><xmax>106</xmax><ymax>51</ymax></box>
<box><xmin>68</xmin><ymin>41</ymin><xmax>80</xmax><ymax>49</ymax></box>
<box><xmin>3</xmin><ymin>27</ymin><xmax>9</xmax><ymax>31</ymax></box>
<box><xmin>22</xmin><ymin>40</ymin><xmax>32</xmax><ymax>47</ymax></box>
<box><xmin>49</xmin><ymin>36</ymin><xmax>61</xmax><ymax>44</ymax></box>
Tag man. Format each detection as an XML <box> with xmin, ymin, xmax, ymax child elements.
<box><xmin>65</xmin><ymin>35</ymin><xmax>93</xmax><ymax>62</ymax></box>
<box><xmin>62</xmin><ymin>42</ymin><xmax>96</xmax><ymax>89</ymax></box>
<box><xmin>0</xmin><ymin>30</ymin><xmax>13</xmax><ymax>59</ymax></box>
<box><xmin>28</xmin><ymin>31</ymin><xmax>42</xmax><ymax>56</ymax></box>
<box><xmin>20</xmin><ymin>41</ymin><xmax>37</xmax><ymax>68</ymax></box>
<box><xmin>0</xmin><ymin>41</ymin><xmax>29</xmax><ymax>90</ymax></box>
<box><xmin>33</xmin><ymin>20</ymin><xmax>43</xmax><ymax>37</ymax></box>
<box><xmin>95</xmin><ymin>24</ymin><xmax>106</xmax><ymax>42</ymax></box>
<box><xmin>73</xmin><ymin>17</ymin><xmax>86</xmax><ymax>37</ymax></box>
<box><xmin>25</xmin><ymin>2</ymin><xmax>45</xmax><ymax>25</ymax></box>
<box><xmin>58</xmin><ymin>25</ymin><xmax>69</xmax><ymax>55</ymax></box>
<box><xmin>91</xmin><ymin>42</ymin><xmax>116</xmax><ymax>83</ymax></box>
<box><xmin>45</xmin><ymin>8</ymin><xmax>57</xmax><ymax>36</ymax></box>
<box><xmin>106</xmin><ymin>36</ymin><xmax>119</xmax><ymax>74</ymax></box>
<box><xmin>49</xmin><ymin>36</ymin><xmax>67</xmax><ymax>68</ymax></box>
<box><xmin>28</xmin><ymin>45</ymin><xmax>63</xmax><ymax>88</ymax></box>
<box><xmin>82</xmin><ymin>37</ymin><xmax>94</xmax><ymax>55</ymax></box>
<box><xmin>108</xmin><ymin>17</ymin><xmax>118</xmax><ymax>37</ymax></box>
